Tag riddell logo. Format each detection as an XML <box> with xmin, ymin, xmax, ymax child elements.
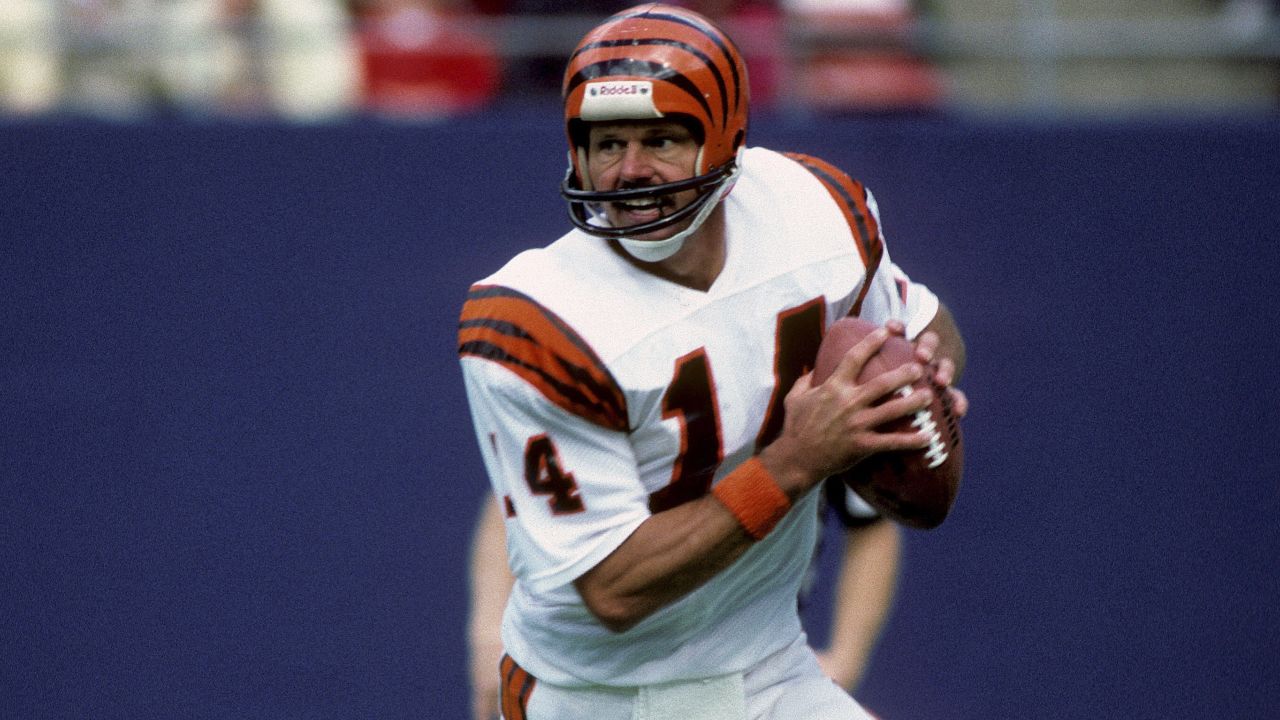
<box><xmin>579</xmin><ymin>80</ymin><xmax>661</xmax><ymax>121</ymax></box>
<box><xmin>589</xmin><ymin>83</ymin><xmax>651</xmax><ymax>97</ymax></box>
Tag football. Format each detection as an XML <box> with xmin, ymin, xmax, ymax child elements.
<box><xmin>812</xmin><ymin>317</ymin><xmax>963</xmax><ymax>529</ymax></box>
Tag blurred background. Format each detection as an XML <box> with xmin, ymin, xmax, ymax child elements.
<box><xmin>2</xmin><ymin>2</ymin><xmax>1278</xmax><ymax>720</ymax></box>
<box><xmin>1</xmin><ymin>0</ymin><xmax>1279</xmax><ymax>119</ymax></box>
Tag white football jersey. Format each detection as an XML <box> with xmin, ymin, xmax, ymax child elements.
<box><xmin>458</xmin><ymin>146</ymin><xmax>938</xmax><ymax>687</ymax></box>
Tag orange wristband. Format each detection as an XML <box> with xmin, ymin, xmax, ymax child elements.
<box><xmin>712</xmin><ymin>457</ymin><xmax>791</xmax><ymax>540</ymax></box>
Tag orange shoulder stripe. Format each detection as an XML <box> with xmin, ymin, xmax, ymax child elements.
<box><xmin>459</xmin><ymin>284</ymin><xmax>629</xmax><ymax>432</ymax></box>
<box><xmin>785</xmin><ymin>152</ymin><xmax>886</xmax><ymax>314</ymax></box>
<box><xmin>784</xmin><ymin>152</ymin><xmax>885</xmax><ymax>269</ymax></box>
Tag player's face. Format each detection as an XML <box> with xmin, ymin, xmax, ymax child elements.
<box><xmin>585</xmin><ymin>120</ymin><xmax>701</xmax><ymax>242</ymax></box>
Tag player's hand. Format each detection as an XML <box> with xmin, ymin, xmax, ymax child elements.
<box><xmin>906</xmin><ymin>324</ymin><xmax>969</xmax><ymax>418</ymax></box>
<box><xmin>763</xmin><ymin>327</ymin><xmax>933</xmax><ymax>491</ymax></box>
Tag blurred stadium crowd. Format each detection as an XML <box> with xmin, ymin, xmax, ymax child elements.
<box><xmin>0</xmin><ymin>0</ymin><xmax>1276</xmax><ymax>120</ymax></box>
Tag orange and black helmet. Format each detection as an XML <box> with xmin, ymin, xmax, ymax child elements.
<box><xmin>560</xmin><ymin>4</ymin><xmax>750</xmax><ymax>239</ymax></box>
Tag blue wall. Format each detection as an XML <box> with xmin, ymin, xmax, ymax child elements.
<box><xmin>2</xmin><ymin>110</ymin><xmax>1277</xmax><ymax>719</ymax></box>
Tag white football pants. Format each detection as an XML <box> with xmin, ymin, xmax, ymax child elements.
<box><xmin>499</xmin><ymin>633</ymin><xmax>877</xmax><ymax>720</ymax></box>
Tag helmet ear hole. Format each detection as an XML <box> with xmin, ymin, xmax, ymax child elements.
<box><xmin>575</xmin><ymin>146</ymin><xmax>593</xmax><ymax>191</ymax></box>
<box><xmin>568</xmin><ymin>118</ymin><xmax>590</xmax><ymax>152</ymax></box>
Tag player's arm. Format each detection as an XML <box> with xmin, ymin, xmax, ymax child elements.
<box><xmin>573</xmin><ymin>483</ymin><xmax>760</xmax><ymax>633</ymax></box>
<box><xmin>467</xmin><ymin>499</ymin><xmax>512</xmax><ymax>720</ymax></box>
<box><xmin>815</xmin><ymin>515</ymin><xmax>901</xmax><ymax>691</ymax></box>
<box><xmin>575</xmin><ymin>327</ymin><xmax>934</xmax><ymax>633</ymax></box>
<box><xmin>460</xmin><ymin>285</ymin><xmax>934</xmax><ymax>635</ymax></box>
<box><xmin>912</xmin><ymin>302</ymin><xmax>968</xmax><ymax>417</ymax></box>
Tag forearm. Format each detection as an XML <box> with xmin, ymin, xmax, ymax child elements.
<box><xmin>922</xmin><ymin>303</ymin><xmax>966</xmax><ymax>380</ymax></box>
<box><xmin>576</xmin><ymin>453</ymin><xmax>815</xmax><ymax>632</ymax></box>
<box><xmin>574</xmin><ymin>490</ymin><xmax>755</xmax><ymax>632</ymax></box>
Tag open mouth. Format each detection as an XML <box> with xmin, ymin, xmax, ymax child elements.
<box><xmin>612</xmin><ymin>196</ymin><xmax>673</xmax><ymax>221</ymax></box>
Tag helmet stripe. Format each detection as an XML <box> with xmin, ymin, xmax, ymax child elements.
<box><xmin>572</xmin><ymin>39</ymin><xmax>728</xmax><ymax>126</ymax></box>
<box><xmin>611</xmin><ymin>9</ymin><xmax>742</xmax><ymax>115</ymax></box>
<box><xmin>565</xmin><ymin>58</ymin><xmax>714</xmax><ymax>126</ymax></box>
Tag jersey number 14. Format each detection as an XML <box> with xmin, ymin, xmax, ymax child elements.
<box><xmin>525</xmin><ymin>298</ymin><xmax>826</xmax><ymax>516</ymax></box>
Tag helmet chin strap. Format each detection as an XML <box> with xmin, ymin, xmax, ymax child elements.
<box><xmin>616</xmin><ymin>150</ymin><xmax>743</xmax><ymax>263</ymax></box>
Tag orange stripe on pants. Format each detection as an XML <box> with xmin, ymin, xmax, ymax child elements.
<box><xmin>500</xmin><ymin>654</ymin><xmax>536</xmax><ymax>720</ymax></box>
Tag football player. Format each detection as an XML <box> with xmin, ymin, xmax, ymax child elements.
<box><xmin>457</xmin><ymin>5</ymin><xmax>966</xmax><ymax>719</ymax></box>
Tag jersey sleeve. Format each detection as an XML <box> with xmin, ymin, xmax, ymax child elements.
<box><xmin>459</xmin><ymin>285</ymin><xmax>650</xmax><ymax>595</ymax></box>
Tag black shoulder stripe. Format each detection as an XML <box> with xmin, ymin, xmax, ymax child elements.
<box><xmin>458</xmin><ymin>338</ymin><xmax>618</xmax><ymax>422</ymax></box>
<box><xmin>463</xmin><ymin>285</ymin><xmax>600</xmax><ymax>367</ymax></box>
<box><xmin>792</xmin><ymin>157</ymin><xmax>877</xmax><ymax>262</ymax></box>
